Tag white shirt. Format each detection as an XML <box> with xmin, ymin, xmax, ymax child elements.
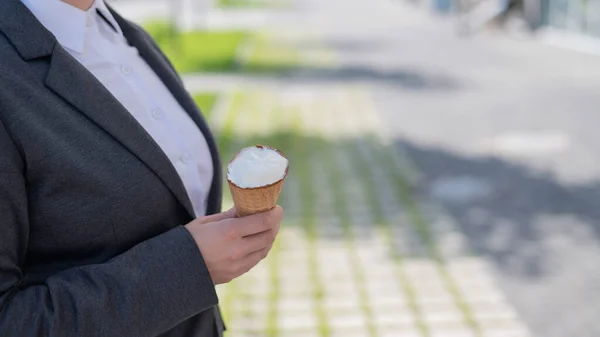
<box><xmin>21</xmin><ymin>0</ymin><xmax>213</xmax><ymax>217</ymax></box>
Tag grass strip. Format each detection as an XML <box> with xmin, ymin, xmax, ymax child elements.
<box><xmin>367</xmin><ymin>138</ymin><xmax>481</xmax><ymax>337</ymax></box>
<box><xmin>145</xmin><ymin>22</ymin><xmax>246</xmax><ymax>74</ymax></box>
<box><xmin>346</xmin><ymin>139</ymin><xmax>430</xmax><ymax>337</ymax></box>
<box><xmin>318</xmin><ymin>138</ymin><xmax>378</xmax><ymax>337</ymax></box>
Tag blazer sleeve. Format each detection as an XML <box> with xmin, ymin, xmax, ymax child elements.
<box><xmin>0</xmin><ymin>120</ymin><xmax>218</xmax><ymax>336</ymax></box>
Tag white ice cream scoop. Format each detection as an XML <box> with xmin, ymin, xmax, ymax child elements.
<box><xmin>227</xmin><ymin>145</ymin><xmax>288</xmax><ymax>188</ymax></box>
<box><xmin>227</xmin><ymin>145</ymin><xmax>289</xmax><ymax>216</ymax></box>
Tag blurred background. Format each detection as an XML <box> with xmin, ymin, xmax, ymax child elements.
<box><xmin>110</xmin><ymin>0</ymin><xmax>600</xmax><ymax>336</ymax></box>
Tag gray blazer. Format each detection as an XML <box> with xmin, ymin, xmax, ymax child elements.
<box><xmin>0</xmin><ymin>0</ymin><xmax>226</xmax><ymax>336</ymax></box>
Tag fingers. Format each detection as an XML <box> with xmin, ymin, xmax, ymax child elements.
<box><xmin>230</xmin><ymin>205</ymin><xmax>284</xmax><ymax>237</ymax></box>
<box><xmin>195</xmin><ymin>207</ymin><xmax>237</xmax><ymax>225</ymax></box>
<box><xmin>240</xmin><ymin>223</ymin><xmax>280</xmax><ymax>255</ymax></box>
<box><xmin>238</xmin><ymin>245</ymin><xmax>272</xmax><ymax>274</ymax></box>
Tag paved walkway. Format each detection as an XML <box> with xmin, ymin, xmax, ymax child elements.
<box><xmin>208</xmin><ymin>86</ymin><xmax>532</xmax><ymax>337</ymax></box>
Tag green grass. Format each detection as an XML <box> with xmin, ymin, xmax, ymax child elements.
<box><xmin>193</xmin><ymin>93</ymin><xmax>219</xmax><ymax>120</ymax></box>
<box><xmin>243</xmin><ymin>33</ymin><xmax>299</xmax><ymax>73</ymax></box>
<box><xmin>145</xmin><ymin>22</ymin><xmax>246</xmax><ymax>73</ymax></box>
<box><xmin>145</xmin><ymin>22</ymin><xmax>301</xmax><ymax>75</ymax></box>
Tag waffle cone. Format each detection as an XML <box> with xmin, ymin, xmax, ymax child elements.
<box><xmin>227</xmin><ymin>145</ymin><xmax>288</xmax><ymax>217</ymax></box>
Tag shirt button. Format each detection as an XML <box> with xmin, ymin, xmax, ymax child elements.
<box><xmin>120</xmin><ymin>65</ymin><xmax>131</xmax><ymax>76</ymax></box>
<box><xmin>151</xmin><ymin>108</ymin><xmax>164</xmax><ymax>120</ymax></box>
<box><xmin>180</xmin><ymin>154</ymin><xmax>193</xmax><ymax>164</ymax></box>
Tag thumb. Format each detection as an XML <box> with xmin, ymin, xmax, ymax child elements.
<box><xmin>195</xmin><ymin>207</ymin><xmax>237</xmax><ymax>225</ymax></box>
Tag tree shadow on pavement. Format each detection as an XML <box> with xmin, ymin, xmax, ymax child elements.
<box><xmin>397</xmin><ymin>138</ymin><xmax>600</xmax><ymax>275</ymax></box>
<box><xmin>395</xmin><ymin>137</ymin><xmax>600</xmax><ymax>337</ymax></box>
<box><xmin>283</xmin><ymin>66</ymin><xmax>461</xmax><ymax>90</ymax></box>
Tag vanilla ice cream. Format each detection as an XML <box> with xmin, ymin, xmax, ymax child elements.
<box><xmin>227</xmin><ymin>145</ymin><xmax>288</xmax><ymax>188</ymax></box>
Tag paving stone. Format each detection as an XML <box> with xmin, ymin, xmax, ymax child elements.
<box><xmin>224</xmin><ymin>332</ymin><xmax>263</xmax><ymax>337</ymax></box>
<box><xmin>402</xmin><ymin>259</ymin><xmax>440</xmax><ymax>277</ymax></box>
<box><xmin>427</xmin><ymin>320</ymin><xmax>473</xmax><ymax>333</ymax></box>
<box><xmin>414</xmin><ymin>295</ymin><xmax>456</xmax><ymax>308</ymax></box>
<box><xmin>279</xmin><ymin>279</ymin><xmax>314</xmax><ymax>297</ymax></box>
<box><xmin>377</xmin><ymin>326</ymin><xmax>421</xmax><ymax>337</ymax></box>
<box><xmin>417</xmin><ymin>298</ymin><xmax>458</xmax><ymax>312</ymax></box>
<box><xmin>277</xmin><ymin>311</ymin><xmax>318</xmax><ymax>331</ymax></box>
<box><xmin>458</xmin><ymin>285</ymin><xmax>507</xmax><ymax>303</ymax></box>
<box><xmin>371</xmin><ymin>309</ymin><xmax>416</xmax><ymax>327</ymax></box>
<box><xmin>229</xmin><ymin>298</ymin><xmax>269</xmax><ymax>313</ymax></box>
<box><xmin>368</xmin><ymin>295</ymin><xmax>410</xmax><ymax>307</ymax></box>
<box><xmin>429</xmin><ymin>327</ymin><xmax>476</xmax><ymax>337</ymax></box>
<box><xmin>226</xmin><ymin>316</ymin><xmax>267</xmax><ymax>332</ymax></box>
<box><xmin>329</xmin><ymin>327</ymin><xmax>371</xmax><ymax>337</ymax></box>
<box><xmin>279</xmin><ymin>269</ymin><xmax>311</xmax><ymax>281</ymax></box>
<box><xmin>323</xmin><ymin>295</ymin><xmax>363</xmax><ymax>310</ymax></box>
<box><xmin>360</xmin><ymin>267</ymin><xmax>396</xmax><ymax>280</ymax></box>
<box><xmin>277</xmin><ymin>297</ymin><xmax>314</xmax><ymax>312</ymax></box>
<box><xmin>369</xmin><ymin>302</ymin><xmax>411</xmax><ymax>316</ymax></box>
<box><xmin>422</xmin><ymin>310</ymin><xmax>465</xmax><ymax>325</ymax></box>
<box><xmin>278</xmin><ymin>250</ymin><xmax>311</xmax><ymax>262</ymax></box>
<box><xmin>328</xmin><ymin>311</ymin><xmax>368</xmax><ymax>330</ymax></box>
<box><xmin>236</xmin><ymin>286</ymin><xmax>271</xmax><ymax>298</ymax></box>
<box><xmin>323</xmin><ymin>283</ymin><xmax>358</xmax><ymax>297</ymax></box>
<box><xmin>365</xmin><ymin>286</ymin><xmax>406</xmax><ymax>302</ymax></box>
<box><xmin>231</xmin><ymin>308</ymin><xmax>269</xmax><ymax>323</ymax></box>
<box><xmin>450</xmin><ymin>273</ymin><xmax>498</xmax><ymax>288</ymax></box>
<box><xmin>319</xmin><ymin>269</ymin><xmax>355</xmax><ymax>282</ymax></box>
<box><xmin>278</xmin><ymin>267</ymin><xmax>311</xmax><ymax>281</ymax></box>
<box><xmin>412</xmin><ymin>284</ymin><xmax>453</xmax><ymax>302</ymax></box>
<box><xmin>363</xmin><ymin>278</ymin><xmax>402</xmax><ymax>291</ymax></box>
<box><xmin>277</xmin><ymin>331</ymin><xmax>322</xmax><ymax>337</ymax></box>
<box><xmin>313</xmin><ymin>244</ymin><xmax>348</xmax><ymax>256</ymax></box>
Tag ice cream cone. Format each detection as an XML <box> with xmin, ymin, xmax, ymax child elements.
<box><xmin>227</xmin><ymin>145</ymin><xmax>288</xmax><ymax>217</ymax></box>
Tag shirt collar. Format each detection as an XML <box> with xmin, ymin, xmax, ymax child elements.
<box><xmin>20</xmin><ymin>0</ymin><xmax>122</xmax><ymax>54</ymax></box>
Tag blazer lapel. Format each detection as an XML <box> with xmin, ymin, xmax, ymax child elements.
<box><xmin>112</xmin><ymin>12</ymin><xmax>223</xmax><ymax>215</ymax></box>
<box><xmin>45</xmin><ymin>45</ymin><xmax>196</xmax><ymax>218</ymax></box>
